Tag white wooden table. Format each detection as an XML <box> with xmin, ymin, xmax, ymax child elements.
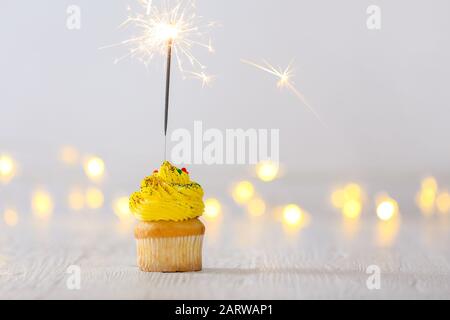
<box><xmin>1</xmin><ymin>213</ymin><xmax>449</xmax><ymax>300</ymax></box>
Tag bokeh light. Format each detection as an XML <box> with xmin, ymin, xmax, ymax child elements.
<box><xmin>280</xmin><ymin>204</ymin><xmax>310</xmax><ymax>234</ymax></box>
<box><xmin>342</xmin><ymin>199</ymin><xmax>362</xmax><ymax>220</ymax></box>
<box><xmin>84</xmin><ymin>156</ymin><xmax>105</xmax><ymax>182</ymax></box>
<box><xmin>416</xmin><ymin>191</ymin><xmax>435</xmax><ymax>215</ymax></box>
<box><xmin>232</xmin><ymin>181</ymin><xmax>255</xmax><ymax>204</ymax></box>
<box><xmin>0</xmin><ymin>154</ymin><xmax>17</xmax><ymax>184</ymax></box>
<box><xmin>204</xmin><ymin>198</ymin><xmax>222</xmax><ymax>220</ymax></box>
<box><xmin>376</xmin><ymin>194</ymin><xmax>399</xmax><ymax>222</ymax></box>
<box><xmin>113</xmin><ymin>196</ymin><xmax>133</xmax><ymax>221</ymax></box>
<box><xmin>377</xmin><ymin>202</ymin><xmax>396</xmax><ymax>221</ymax></box>
<box><xmin>416</xmin><ymin>176</ymin><xmax>438</xmax><ymax>216</ymax></box>
<box><xmin>59</xmin><ymin>146</ymin><xmax>80</xmax><ymax>165</ymax></box>
<box><xmin>331</xmin><ymin>183</ymin><xmax>365</xmax><ymax>219</ymax></box>
<box><xmin>247</xmin><ymin>197</ymin><xmax>266</xmax><ymax>217</ymax></box>
<box><xmin>282</xmin><ymin>204</ymin><xmax>304</xmax><ymax>226</ymax></box>
<box><xmin>344</xmin><ymin>183</ymin><xmax>363</xmax><ymax>202</ymax></box>
<box><xmin>3</xmin><ymin>208</ymin><xmax>19</xmax><ymax>227</ymax></box>
<box><xmin>32</xmin><ymin>189</ymin><xmax>54</xmax><ymax>220</ymax></box>
<box><xmin>68</xmin><ymin>188</ymin><xmax>85</xmax><ymax>211</ymax></box>
<box><xmin>86</xmin><ymin>187</ymin><xmax>104</xmax><ymax>209</ymax></box>
<box><xmin>255</xmin><ymin>160</ymin><xmax>279</xmax><ymax>182</ymax></box>
<box><xmin>422</xmin><ymin>176</ymin><xmax>438</xmax><ymax>191</ymax></box>
<box><xmin>331</xmin><ymin>189</ymin><xmax>346</xmax><ymax>209</ymax></box>
<box><xmin>436</xmin><ymin>191</ymin><xmax>450</xmax><ymax>215</ymax></box>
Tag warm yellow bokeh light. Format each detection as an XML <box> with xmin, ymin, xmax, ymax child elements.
<box><xmin>282</xmin><ymin>204</ymin><xmax>304</xmax><ymax>226</ymax></box>
<box><xmin>113</xmin><ymin>196</ymin><xmax>132</xmax><ymax>221</ymax></box>
<box><xmin>344</xmin><ymin>183</ymin><xmax>363</xmax><ymax>202</ymax></box>
<box><xmin>204</xmin><ymin>198</ymin><xmax>222</xmax><ymax>219</ymax></box>
<box><xmin>416</xmin><ymin>177</ymin><xmax>438</xmax><ymax>216</ymax></box>
<box><xmin>419</xmin><ymin>189</ymin><xmax>436</xmax><ymax>206</ymax></box>
<box><xmin>331</xmin><ymin>189</ymin><xmax>346</xmax><ymax>208</ymax></box>
<box><xmin>68</xmin><ymin>188</ymin><xmax>85</xmax><ymax>211</ymax></box>
<box><xmin>232</xmin><ymin>181</ymin><xmax>255</xmax><ymax>204</ymax></box>
<box><xmin>342</xmin><ymin>200</ymin><xmax>362</xmax><ymax>220</ymax></box>
<box><xmin>255</xmin><ymin>161</ymin><xmax>279</xmax><ymax>182</ymax></box>
<box><xmin>436</xmin><ymin>192</ymin><xmax>450</xmax><ymax>214</ymax></box>
<box><xmin>416</xmin><ymin>177</ymin><xmax>439</xmax><ymax>216</ymax></box>
<box><xmin>247</xmin><ymin>198</ymin><xmax>266</xmax><ymax>217</ymax></box>
<box><xmin>416</xmin><ymin>191</ymin><xmax>435</xmax><ymax>215</ymax></box>
<box><xmin>59</xmin><ymin>146</ymin><xmax>80</xmax><ymax>165</ymax></box>
<box><xmin>377</xmin><ymin>202</ymin><xmax>395</xmax><ymax>221</ymax></box>
<box><xmin>3</xmin><ymin>208</ymin><xmax>19</xmax><ymax>227</ymax></box>
<box><xmin>86</xmin><ymin>187</ymin><xmax>104</xmax><ymax>209</ymax></box>
<box><xmin>84</xmin><ymin>156</ymin><xmax>105</xmax><ymax>181</ymax></box>
<box><xmin>375</xmin><ymin>195</ymin><xmax>401</xmax><ymax>247</ymax></box>
<box><xmin>376</xmin><ymin>197</ymin><xmax>399</xmax><ymax>222</ymax></box>
<box><xmin>331</xmin><ymin>183</ymin><xmax>365</xmax><ymax>219</ymax></box>
<box><xmin>0</xmin><ymin>154</ymin><xmax>17</xmax><ymax>184</ymax></box>
<box><xmin>32</xmin><ymin>190</ymin><xmax>54</xmax><ymax>220</ymax></box>
<box><xmin>331</xmin><ymin>183</ymin><xmax>365</xmax><ymax>218</ymax></box>
<box><xmin>421</xmin><ymin>176</ymin><xmax>438</xmax><ymax>192</ymax></box>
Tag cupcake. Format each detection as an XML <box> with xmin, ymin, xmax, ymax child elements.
<box><xmin>129</xmin><ymin>161</ymin><xmax>205</xmax><ymax>272</ymax></box>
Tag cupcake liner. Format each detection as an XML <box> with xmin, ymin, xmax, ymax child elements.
<box><xmin>136</xmin><ymin>235</ymin><xmax>203</xmax><ymax>272</ymax></box>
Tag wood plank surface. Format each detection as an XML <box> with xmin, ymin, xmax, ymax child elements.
<box><xmin>1</xmin><ymin>214</ymin><xmax>449</xmax><ymax>300</ymax></box>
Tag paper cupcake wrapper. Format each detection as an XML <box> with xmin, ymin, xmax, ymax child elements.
<box><xmin>136</xmin><ymin>235</ymin><xmax>203</xmax><ymax>272</ymax></box>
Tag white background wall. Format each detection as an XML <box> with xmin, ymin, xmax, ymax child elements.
<box><xmin>1</xmin><ymin>0</ymin><xmax>450</xmax><ymax>206</ymax></box>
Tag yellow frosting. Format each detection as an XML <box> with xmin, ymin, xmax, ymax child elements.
<box><xmin>129</xmin><ymin>161</ymin><xmax>204</xmax><ymax>222</ymax></box>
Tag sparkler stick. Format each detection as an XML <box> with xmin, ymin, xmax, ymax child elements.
<box><xmin>164</xmin><ymin>38</ymin><xmax>173</xmax><ymax>159</ymax></box>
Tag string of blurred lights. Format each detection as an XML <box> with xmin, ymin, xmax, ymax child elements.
<box><xmin>229</xmin><ymin>178</ymin><xmax>308</xmax><ymax>230</ymax></box>
<box><xmin>68</xmin><ymin>187</ymin><xmax>105</xmax><ymax>211</ymax></box>
<box><xmin>1</xmin><ymin>151</ymin><xmax>449</xmax><ymax>236</ymax></box>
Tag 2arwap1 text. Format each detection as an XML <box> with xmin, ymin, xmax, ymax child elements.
<box><xmin>175</xmin><ymin>304</ymin><xmax>273</xmax><ymax>317</ymax></box>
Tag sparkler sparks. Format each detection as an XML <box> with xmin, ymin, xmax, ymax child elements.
<box><xmin>241</xmin><ymin>59</ymin><xmax>326</xmax><ymax>127</ymax></box>
<box><xmin>110</xmin><ymin>0</ymin><xmax>214</xmax><ymax>81</ymax></box>
<box><xmin>187</xmin><ymin>71</ymin><xmax>214</xmax><ymax>87</ymax></box>
<box><xmin>106</xmin><ymin>0</ymin><xmax>215</xmax><ymax>159</ymax></box>
<box><xmin>146</xmin><ymin>0</ymin><xmax>153</xmax><ymax>15</ymax></box>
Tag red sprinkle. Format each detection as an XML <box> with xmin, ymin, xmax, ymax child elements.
<box><xmin>153</xmin><ymin>170</ymin><xmax>159</xmax><ymax>174</ymax></box>
<box><xmin>181</xmin><ymin>168</ymin><xmax>189</xmax><ymax>174</ymax></box>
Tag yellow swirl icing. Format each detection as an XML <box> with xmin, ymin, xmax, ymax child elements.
<box><xmin>129</xmin><ymin>161</ymin><xmax>204</xmax><ymax>222</ymax></box>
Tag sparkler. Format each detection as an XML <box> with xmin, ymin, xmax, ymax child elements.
<box><xmin>241</xmin><ymin>59</ymin><xmax>326</xmax><ymax>127</ymax></box>
<box><xmin>109</xmin><ymin>0</ymin><xmax>214</xmax><ymax>159</ymax></box>
<box><xmin>164</xmin><ymin>37</ymin><xmax>173</xmax><ymax>154</ymax></box>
